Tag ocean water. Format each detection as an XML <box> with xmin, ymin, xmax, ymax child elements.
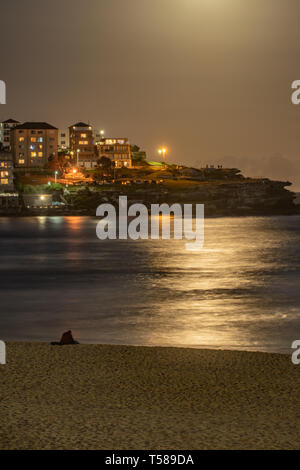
<box><xmin>0</xmin><ymin>215</ymin><xmax>299</xmax><ymax>353</ymax></box>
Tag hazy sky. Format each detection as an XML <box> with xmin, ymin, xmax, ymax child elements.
<box><xmin>1</xmin><ymin>0</ymin><xmax>300</xmax><ymax>188</ymax></box>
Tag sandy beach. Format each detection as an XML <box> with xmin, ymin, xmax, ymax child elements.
<box><xmin>0</xmin><ymin>342</ymin><xmax>299</xmax><ymax>450</ymax></box>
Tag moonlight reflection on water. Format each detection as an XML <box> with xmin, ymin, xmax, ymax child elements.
<box><xmin>0</xmin><ymin>215</ymin><xmax>299</xmax><ymax>353</ymax></box>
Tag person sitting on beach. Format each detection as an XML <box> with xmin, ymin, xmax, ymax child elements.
<box><xmin>51</xmin><ymin>330</ymin><xmax>79</xmax><ymax>346</ymax></box>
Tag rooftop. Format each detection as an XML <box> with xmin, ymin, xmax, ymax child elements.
<box><xmin>15</xmin><ymin>122</ymin><xmax>58</xmax><ymax>130</ymax></box>
<box><xmin>2</xmin><ymin>119</ymin><xmax>20</xmax><ymax>124</ymax></box>
<box><xmin>70</xmin><ymin>122</ymin><xmax>90</xmax><ymax>128</ymax></box>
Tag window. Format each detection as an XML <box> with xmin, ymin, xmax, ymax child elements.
<box><xmin>81</xmin><ymin>133</ymin><xmax>87</xmax><ymax>138</ymax></box>
<box><xmin>0</xmin><ymin>162</ymin><xmax>7</xmax><ymax>168</ymax></box>
<box><xmin>38</xmin><ymin>152</ymin><xmax>43</xmax><ymax>157</ymax></box>
<box><xmin>31</xmin><ymin>137</ymin><xmax>37</xmax><ymax>142</ymax></box>
<box><xmin>1</xmin><ymin>171</ymin><xmax>8</xmax><ymax>177</ymax></box>
<box><xmin>31</xmin><ymin>131</ymin><xmax>36</xmax><ymax>134</ymax></box>
<box><xmin>38</xmin><ymin>137</ymin><xmax>43</xmax><ymax>142</ymax></box>
<box><xmin>31</xmin><ymin>152</ymin><xmax>37</xmax><ymax>157</ymax></box>
<box><xmin>19</xmin><ymin>137</ymin><xmax>24</xmax><ymax>142</ymax></box>
<box><xmin>0</xmin><ymin>179</ymin><xmax>8</xmax><ymax>185</ymax></box>
<box><xmin>18</xmin><ymin>159</ymin><xmax>25</xmax><ymax>164</ymax></box>
<box><xmin>79</xmin><ymin>141</ymin><xmax>88</xmax><ymax>145</ymax></box>
<box><xmin>39</xmin><ymin>144</ymin><xmax>43</xmax><ymax>149</ymax></box>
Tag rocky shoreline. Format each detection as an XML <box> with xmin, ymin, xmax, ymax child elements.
<box><xmin>1</xmin><ymin>178</ymin><xmax>299</xmax><ymax>217</ymax></box>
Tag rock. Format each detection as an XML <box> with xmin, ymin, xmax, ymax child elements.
<box><xmin>51</xmin><ymin>330</ymin><xmax>79</xmax><ymax>346</ymax></box>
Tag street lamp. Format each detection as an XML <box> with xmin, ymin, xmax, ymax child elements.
<box><xmin>158</xmin><ymin>147</ymin><xmax>167</xmax><ymax>161</ymax></box>
<box><xmin>55</xmin><ymin>171</ymin><xmax>58</xmax><ymax>184</ymax></box>
<box><xmin>76</xmin><ymin>149</ymin><xmax>80</xmax><ymax>167</ymax></box>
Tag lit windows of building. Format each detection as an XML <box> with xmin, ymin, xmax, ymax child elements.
<box><xmin>0</xmin><ymin>119</ymin><xmax>20</xmax><ymax>151</ymax></box>
<box><xmin>0</xmin><ymin>151</ymin><xmax>14</xmax><ymax>191</ymax></box>
<box><xmin>97</xmin><ymin>137</ymin><xmax>132</xmax><ymax>168</ymax></box>
<box><xmin>68</xmin><ymin>122</ymin><xmax>96</xmax><ymax>169</ymax></box>
<box><xmin>12</xmin><ymin>122</ymin><xmax>58</xmax><ymax>168</ymax></box>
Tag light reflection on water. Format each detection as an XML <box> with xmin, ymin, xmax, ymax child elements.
<box><xmin>0</xmin><ymin>215</ymin><xmax>299</xmax><ymax>353</ymax></box>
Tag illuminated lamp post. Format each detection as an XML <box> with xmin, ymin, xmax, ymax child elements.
<box><xmin>158</xmin><ymin>147</ymin><xmax>167</xmax><ymax>161</ymax></box>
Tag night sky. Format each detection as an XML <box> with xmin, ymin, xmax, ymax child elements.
<box><xmin>1</xmin><ymin>0</ymin><xmax>300</xmax><ymax>188</ymax></box>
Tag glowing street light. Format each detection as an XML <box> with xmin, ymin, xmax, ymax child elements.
<box><xmin>54</xmin><ymin>171</ymin><xmax>58</xmax><ymax>184</ymax></box>
<box><xmin>76</xmin><ymin>149</ymin><xmax>80</xmax><ymax>167</ymax></box>
<box><xmin>158</xmin><ymin>147</ymin><xmax>167</xmax><ymax>160</ymax></box>
<box><xmin>40</xmin><ymin>195</ymin><xmax>45</xmax><ymax>201</ymax></box>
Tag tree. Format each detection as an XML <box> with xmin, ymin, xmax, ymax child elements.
<box><xmin>47</xmin><ymin>152</ymin><xmax>69</xmax><ymax>174</ymax></box>
<box><xmin>98</xmin><ymin>156</ymin><xmax>112</xmax><ymax>170</ymax></box>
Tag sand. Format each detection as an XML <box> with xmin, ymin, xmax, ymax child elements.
<box><xmin>0</xmin><ymin>342</ymin><xmax>300</xmax><ymax>450</ymax></box>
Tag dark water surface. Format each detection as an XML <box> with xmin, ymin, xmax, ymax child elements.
<box><xmin>0</xmin><ymin>215</ymin><xmax>299</xmax><ymax>353</ymax></box>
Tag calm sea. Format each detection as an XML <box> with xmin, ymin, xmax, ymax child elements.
<box><xmin>0</xmin><ymin>215</ymin><xmax>299</xmax><ymax>353</ymax></box>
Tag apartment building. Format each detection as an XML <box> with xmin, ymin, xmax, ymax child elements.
<box><xmin>97</xmin><ymin>138</ymin><xmax>132</xmax><ymax>168</ymax></box>
<box><xmin>0</xmin><ymin>151</ymin><xmax>14</xmax><ymax>191</ymax></box>
<box><xmin>58</xmin><ymin>129</ymin><xmax>69</xmax><ymax>150</ymax></box>
<box><xmin>0</xmin><ymin>119</ymin><xmax>20</xmax><ymax>151</ymax></box>
<box><xmin>69</xmin><ymin>122</ymin><xmax>96</xmax><ymax>169</ymax></box>
<box><xmin>12</xmin><ymin>122</ymin><xmax>58</xmax><ymax>168</ymax></box>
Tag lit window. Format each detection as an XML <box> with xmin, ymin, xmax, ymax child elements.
<box><xmin>31</xmin><ymin>137</ymin><xmax>37</xmax><ymax>142</ymax></box>
<box><xmin>81</xmin><ymin>133</ymin><xmax>87</xmax><ymax>138</ymax></box>
<box><xmin>0</xmin><ymin>179</ymin><xmax>8</xmax><ymax>185</ymax></box>
<box><xmin>19</xmin><ymin>137</ymin><xmax>24</xmax><ymax>142</ymax></box>
<box><xmin>31</xmin><ymin>152</ymin><xmax>37</xmax><ymax>157</ymax></box>
<box><xmin>79</xmin><ymin>141</ymin><xmax>88</xmax><ymax>145</ymax></box>
<box><xmin>38</xmin><ymin>152</ymin><xmax>43</xmax><ymax>157</ymax></box>
<box><xmin>38</xmin><ymin>137</ymin><xmax>43</xmax><ymax>142</ymax></box>
<box><xmin>1</xmin><ymin>171</ymin><xmax>8</xmax><ymax>177</ymax></box>
<box><xmin>19</xmin><ymin>159</ymin><xmax>25</xmax><ymax>164</ymax></box>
